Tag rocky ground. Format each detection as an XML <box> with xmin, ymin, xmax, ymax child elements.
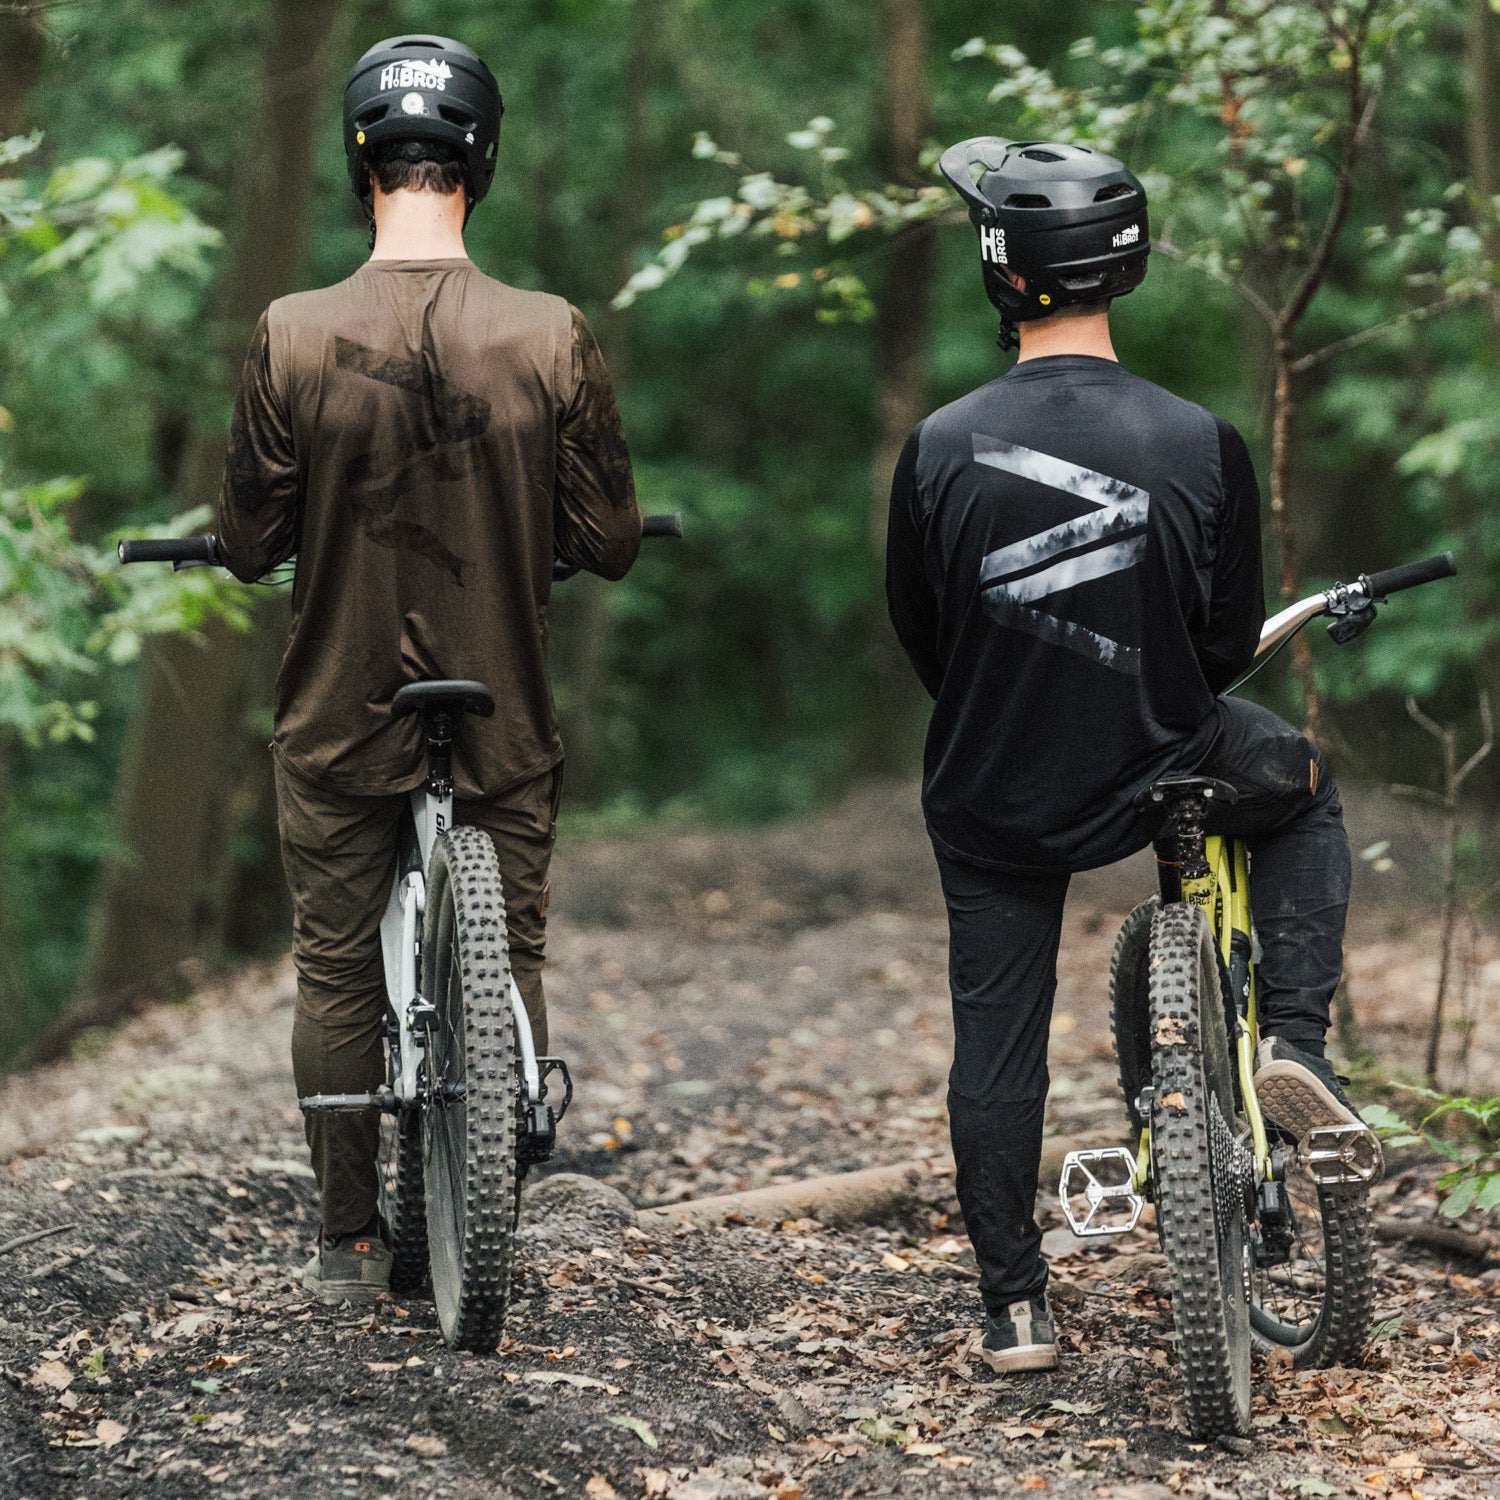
<box><xmin>2</xmin><ymin>784</ymin><xmax>1498</xmax><ymax>1500</ymax></box>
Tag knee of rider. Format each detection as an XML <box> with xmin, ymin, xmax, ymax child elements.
<box><xmin>292</xmin><ymin>975</ymin><xmax>387</xmax><ymax>1039</ymax></box>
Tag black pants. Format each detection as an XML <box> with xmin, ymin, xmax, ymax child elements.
<box><xmin>936</xmin><ymin>698</ymin><xmax>1350</xmax><ymax>1312</ymax></box>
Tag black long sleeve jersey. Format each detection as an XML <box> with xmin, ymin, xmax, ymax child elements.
<box><xmin>886</xmin><ymin>354</ymin><xmax>1265</xmax><ymax>874</ymax></box>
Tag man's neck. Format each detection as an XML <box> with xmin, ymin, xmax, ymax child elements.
<box><xmin>1015</xmin><ymin>311</ymin><xmax>1118</xmax><ymax>363</ymax></box>
<box><xmin>369</xmin><ymin>187</ymin><xmax>468</xmax><ymax>262</ymax></box>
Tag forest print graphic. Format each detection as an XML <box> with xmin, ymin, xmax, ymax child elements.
<box><xmin>972</xmin><ymin>434</ymin><xmax>1150</xmax><ymax>674</ymax></box>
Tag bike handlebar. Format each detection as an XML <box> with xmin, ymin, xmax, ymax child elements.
<box><xmin>117</xmin><ymin>534</ymin><xmax>221</xmax><ymax>566</ymax></box>
<box><xmin>119</xmin><ymin>513</ymin><xmax>685</xmax><ymax>573</ymax></box>
<box><xmin>1359</xmin><ymin>551</ymin><xmax>1456</xmax><ymax>601</ymax></box>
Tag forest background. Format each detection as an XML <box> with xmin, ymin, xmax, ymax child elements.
<box><xmin>0</xmin><ymin>0</ymin><xmax>1496</xmax><ymax>1071</ymax></box>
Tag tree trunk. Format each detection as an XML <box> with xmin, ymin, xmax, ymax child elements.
<box><xmin>565</xmin><ymin>0</ymin><xmax>663</xmax><ymax>805</ymax></box>
<box><xmin>1457</xmin><ymin>0</ymin><xmax>1500</xmax><ymax>790</ymax></box>
<box><xmin>1267</xmin><ymin>343</ymin><xmax>1324</xmax><ymax>744</ymax></box>
<box><xmin>66</xmin><ymin>0</ymin><xmax>349</xmax><ymax>1041</ymax></box>
<box><xmin>864</xmin><ymin>0</ymin><xmax>933</xmax><ymax>773</ymax></box>
<box><xmin>0</xmin><ymin>7</ymin><xmax>48</xmax><ymax>1051</ymax></box>
<box><xmin>0</xmin><ymin>7</ymin><xmax>46</xmax><ymax>139</ymax></box>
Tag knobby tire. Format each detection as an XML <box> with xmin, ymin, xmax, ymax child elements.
<box><xmin>1148</xmin><ymin>903</ymin><xmax>1253</xmax><ymax>1439</ymax></box>
<box><xmin>422</xmin><ymin>826</ymin><xmax>518</xmax><ymax>1352</ymax></box>
<box><xmin>377</xmin><ymin>1104</ymin><xmax>428</xmax><ymax>1294</ymax></box>
<box><xmin>1116</xmin><ymin>903</ymin><xmax>1376</xmax><ymax>1372</ymax></box>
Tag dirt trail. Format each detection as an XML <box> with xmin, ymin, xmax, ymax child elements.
<box><xmin>2</xmin><ymin>784</ymin><xmax>1497</xmax><ymax>1500</ymax></box>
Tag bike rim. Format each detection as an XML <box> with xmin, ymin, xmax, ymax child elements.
<box><xmin>425</xmin><ymin>898</ymin><xmax>468</xmax><ymax>1336</ymax></box>
<box><xmin>1250</xmin><ymin>1158</ymin><xmax>1330</xmax><ymax>1348</ymax></box>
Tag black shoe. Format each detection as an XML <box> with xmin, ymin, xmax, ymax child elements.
<box><xmin>979</xmin><ymin>1295</ymin><xmax>1058</xmax><ymax>1374</ymax></box>
<box><xmin>1254</xmin><ymin>1037</ymin><xmax>1363</xmax><ymax>1134</ymax></box>
<box><xmin>302</xmin><ymin>1219</ymin><xmax>392</xmax><ymax>1305</ymax></box>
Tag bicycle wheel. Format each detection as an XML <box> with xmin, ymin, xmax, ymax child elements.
<box><xmin>1110</xmin><ymin>896</ymin><xmax>1158</xmax><ymax>1132</ymax></box>
<box><xmin>1250</xmin><ymin>1160</ymin><xmax>1374</xmax><ymax>1367</ymax></box>
<box><xmin>421</xmin><ymin>825</ymin><xmax>518</xmax><ymax>1352</ymax></box>
<box><xmin>377</xmin><ymin>1102</ymin><xmax>428</xmax><ymax>1294</ymax></box>
<box><xmin>1149</xmin><ymin>903</ymin><xmax>1254</xmax><ymax>1438</ymax></box>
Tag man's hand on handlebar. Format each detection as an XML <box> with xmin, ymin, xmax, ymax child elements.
<box><xmin>553</xmin><ymin>512</ymin><xmax>682</xmax><ymax>581</ymax></box>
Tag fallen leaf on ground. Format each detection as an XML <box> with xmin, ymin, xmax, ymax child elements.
<box><xmin>405</xmin><ymin>1433</ymin><xmax>448</xmax><ymax>1458</ymax></box>
<box><xmin>96</xmin><ymin>1419</ymin><xmax>127</xmax><ymax>1448</ymax></box>
<box><xmin>584</xmin><ymin>1476</ymin><xmax>619</xmax><ymax>1500</ymax></box>
<box><xmin>522</xmin><ymin>1371</ymin><xmax>621</xmax><ymax>1394</ymax></box>
<box><xmin>30</xmin><ymin>1361</ymin><xmax>72</xmax><ymax>1391</ymax></box>
<box><xmin>607</xmin><ymin>1415</ymin><xmax>658</xmax><ymax>1448</ymax></box>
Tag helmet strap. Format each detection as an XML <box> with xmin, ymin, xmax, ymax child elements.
<box><xmin>997</xmin><ymin>315</ymin><xmax>1019</xmax><ymax>353</ymax></box>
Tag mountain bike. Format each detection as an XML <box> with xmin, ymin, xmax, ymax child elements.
<box><xmin>120</xmin><ymin>515</ymin><xmax>681</xmax><ymax>1350</ymax></box>
<box><xmin>1057</xmin><ymin>551</ymin><xmax>1457</xmax><ymax>1438</ymax></box>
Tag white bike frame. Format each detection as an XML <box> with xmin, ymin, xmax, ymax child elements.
<box><xmin>378</xmin><ymin>781</ymin><xmax>544</xmax><ymax>1108</ymax></box>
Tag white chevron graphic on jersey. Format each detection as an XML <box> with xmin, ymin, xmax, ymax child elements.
<box><xmin>972</xmin><ymin>434</ymin><xmax>1149</xmax><ymax>674</ymax></box>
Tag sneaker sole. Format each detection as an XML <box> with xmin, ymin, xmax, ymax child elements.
<box><xmin>1254</xmin><ymin>1062</ymin><xmax>1361</xmax><ymax>1138</ymax></box>
<box><xmin>302</xmin><ymin>1272</ymin><xmax>389</xmax><ymax>1306</ymax></box>
<box><xmin>978</xmin><ymin>1343</ymin><xmax>1059</xmax><ymax>1374</ymax></box>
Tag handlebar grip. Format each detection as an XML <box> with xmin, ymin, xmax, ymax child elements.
<box><xmin>1360</xmin><ymin>551</ymin><xmax>1457</xmax><ymax>600</ymax></box>
<box><xmin>642</xmin><ymin>513</ymin><xmax>683</xmax><ymax>539</ymax></box>
<box><xmin>117</xmin><ymin>534</ymin><xmax>221</xmax><ymax>566</ymax></box>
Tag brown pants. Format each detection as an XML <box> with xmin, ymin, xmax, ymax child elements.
<box><xmin>274</xmin><ymin>756</ymin><xmax>559</xmax><ymax>1236</ymax></box>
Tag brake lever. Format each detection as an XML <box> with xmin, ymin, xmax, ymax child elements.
<box><xmin>1327</xmin><ymin>604</ymin><xmax>1377</xmax><ymax>645</ymax></box>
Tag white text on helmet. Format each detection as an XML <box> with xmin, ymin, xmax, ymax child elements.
<box><xmin>980</xmin><ymin>226</ymin><xmax>1008</xmax><ymax>265</ymax></box>
<box><xmin>379</xmin><ymin>59</ymin><xmax>452</xmax><ymax>92</ymax></box>
<box><xmin>1112</xmin><ymin>223</ymin><xmax>1141</xmax><ymax>248</ymax></box>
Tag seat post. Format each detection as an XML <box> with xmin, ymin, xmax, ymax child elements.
<box><xmin>424</xmin><ymin>709</ymin><xmax>455</xmax><ymax>799</ymax></box>
<box><xmin>1154</xmin><ymin>794</ymin><xmax>1211</xmax><ymax>903</ymax></box>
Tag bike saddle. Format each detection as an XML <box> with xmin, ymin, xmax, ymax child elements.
<box><xmin>391</xmin><ymin>680</ymin><xmax>496</xmax><ymax>721</ymax></box>
<box><xmin>1137</xmin><ymin>774</ymin><xmax>1240</xmax><ymax>809</ymax></box>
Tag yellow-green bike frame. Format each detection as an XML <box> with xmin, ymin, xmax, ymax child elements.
<box><xmin>1132</xmin><ymin>834</ymin><xmax>1272</xmax><ymax>1192</ymax></box>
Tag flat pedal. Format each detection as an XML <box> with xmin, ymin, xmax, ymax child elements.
<box><xmin>298</xmin><ymin>1089</ymin><xmax>397</xmax><ymax>1114</ymax></box>
<box><xmin>1059</xmin><ymin>1147</ymin><xmax>1146</xmax><ymax>1237</ymax></box>
<box><xmin>1300</xmin><ymin>1124</ymin><xmax>1383</xmax><ymax>1186</ymax></box>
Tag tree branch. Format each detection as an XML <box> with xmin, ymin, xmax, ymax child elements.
<box><xmin>1278</xmin><ymin>74</ymin><xmax>1382</xmax><ymax>338</ymax></box>
<box><xmin>1289</xmin><ymin>288</ymin><xmax>1486</xmax><ymax>374</ymax></box>
<box><xmin>1154</xmin><ymin>234</ymin><xmax>1277</xmax><ymax>326</ymax></box>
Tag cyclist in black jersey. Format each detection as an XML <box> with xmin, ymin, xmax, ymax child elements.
<box><xmin>885</xmin><ymin>138</ymin><xmax>1374</xmax><ymax>1374</ymax></box>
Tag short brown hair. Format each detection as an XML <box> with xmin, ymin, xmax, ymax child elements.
<box><xmin>371</xmin><ymin>149</ymin><xmax>464</xmax><ymax>197</ymax></box>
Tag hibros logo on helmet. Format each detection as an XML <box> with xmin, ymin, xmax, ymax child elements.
<box><xmin>979</xmin><ymin>225</ymin><xmax>1008</xmax><ymax>265</ymax></box>
<box><xmin>378</xmin><ymin>58</ymin><xmax>453</xmax><ymax>91</ymax></box>
<box><xmin>1112</xmin><ymin>223</ymin><xmax>1141</xmax><ymax>248</ymax></box>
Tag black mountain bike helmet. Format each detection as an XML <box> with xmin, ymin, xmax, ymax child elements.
<box><xmin>343</xmin><ymin>35</ymin><xmax>502</xmax><ymax>216</ymax></box>
<box><xmin>938</xmin><ymin>137</ymin><xmax>1150</xmax><ymax>350</ymax></box>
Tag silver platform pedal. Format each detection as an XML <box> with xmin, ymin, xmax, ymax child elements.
<box><xmin>1059</xmin><ymin>1146</ymin><xmax>1146</xmax><ymax>1237</ymax></box>
<box><xmin>298</xmin><ymin>1088</ymin><xmax>397</xmax><ymax>1115</ymax></box>
<box><xmin>1301</xmin><ymin>1124</ymin><xmax>1383</xmax><ymax>1187</ymax></box>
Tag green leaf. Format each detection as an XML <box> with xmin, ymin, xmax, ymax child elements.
<box><xmin>607</xmin><ymin>1415</ymin><xmax>658</xmax><ymax>1448</ymax></box>
<box><xmin>1440</xmin><ymin>1175</ymin><xmax>1482</xmax><ymax>1218</ymax></box>
<box><xmin>1474</xmin><ymin>1174</ymin><xmax>1500</xmax><ymax>1213</ymax></box>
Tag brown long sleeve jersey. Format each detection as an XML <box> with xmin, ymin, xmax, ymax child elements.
<box><xmin>217</xmin><ymin>258</ymin><xmax>641</xmax><ymax>799</ymax></box>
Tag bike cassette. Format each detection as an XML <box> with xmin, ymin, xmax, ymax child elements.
<box><xmin>1300</xmin><ymin>1124</ymin><xmax>1384</xmax><ymax>1187</ymax></box>
<box><xmin>1059</xmin><ymin>1147</ymin><xmax>1146</xmax><ymax>1237</ymax></box>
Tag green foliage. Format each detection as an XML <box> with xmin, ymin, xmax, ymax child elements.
<box><xmin>0</xmin><ymin>133</ymin><xmax>218</xmax><ymax>310</ymax></box>
<box><xmin>613</xmin><ymin>118</ymin><xmax>947</xmax><ymax>320</ymax></box>
<box><xmin>1361</xmin><ymin>1092</ymin><xmax>1500</xmax><ymax>1218</ymax></box>
<box><xmin>0</xmin><ymin>478</ymin><xmax>250</xmax><ymax>748</ymax></box>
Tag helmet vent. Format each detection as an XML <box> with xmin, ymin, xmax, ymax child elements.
<box><xmin>1004</xmin><ymin>193</ymin><xmax>1052</xmax><ymax>208</ymax></box>
<box><xmin>1019</xmin><ymin>148</ymin><xmax>1065</xmax><ymax>162</ymax></box>
<box><xmin>438</xmin><ymin>104</ymin><xmax>476</xmax><ymax>128</ymax></box>
<box><xmin>1094</xmin><ymin>183</ymin><xmax>1134</xmax><ymax>202</ymax></box>
<box><xmin>356</xmin><ymin>106</ymin><xmax>389</xmax><ymax>129</ymax></box>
